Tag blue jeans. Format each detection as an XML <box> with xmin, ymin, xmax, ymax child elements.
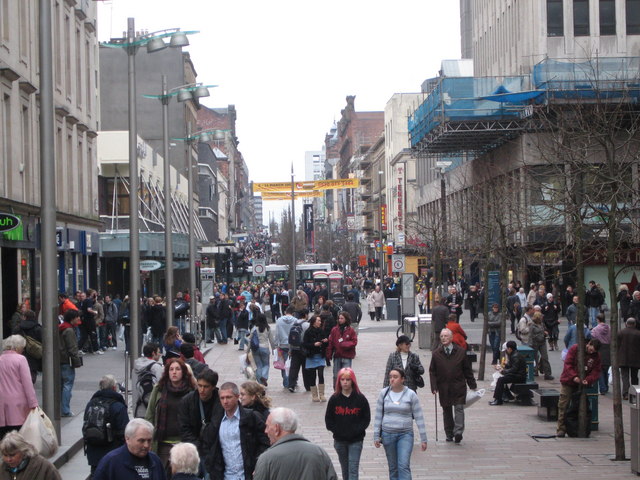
<box><xmin>279</xmin><ymin>348</ymin><xmax>289</xmax><ymax>387</ymax></box>
<box><xmin>237</xmin><ymin>328</ymin><xmax>248</xmax><ymax>349</ymax></box>
<box><xmin>254</xmin><ymin>347</ymin><xmax>271</xmax><ymax>383</ymax></box>
<box><xmin>61</xmin><ymin>364</ymin><xmax>75</xmax><ymax>415</ymax></box>
<box><xmin>332</xmin><ymin>357</ymin><xmax>352</xmax><ymax>390</ymax></box>
<box><xmin>599</xmin><ymin>365</ymin><xmax>610</xmax><ymax>393</ymax></box>
<box><xmin>489</xmin><ymin>330</ymin><xmax>500</xmax><ymax>364</ymax></box>
<box><xmin>381</xmin><ymin>430</ymin><xmax>414</xmax><ymax>480</ymax></box>
<box><xmin>589</xmin><ymin>307</ymin><xmax>599</xmax><ymax>328</ymax></box>
<box><xmin>334</xmin><ymin>440</ymin><xmax>363</xmax><ymax>480</ymax></box>
<box><xmin>218</xmin><ymin>318</ymin><xmax>228</xmax><ymax>341</ymax></box>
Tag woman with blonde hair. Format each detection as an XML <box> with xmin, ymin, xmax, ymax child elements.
<box><xmin>239</xmin><ymin>381</ymin><xmax>272</xmax><ymax>422</ymax></box>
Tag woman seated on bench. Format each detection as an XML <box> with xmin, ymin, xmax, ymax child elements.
<box><xmin>489</xmin><ymin>341</ymin><xmax>527</xmax><ymax>406</ymax></box>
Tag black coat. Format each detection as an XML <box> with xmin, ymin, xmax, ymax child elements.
<box><xmin>178</xmin><ymin>389</ymin><xmax>222</xmax><ymax>454</ymax></box>
<box><xmin>383</xmin><ymin>351</ymin><xmax>425</xmax><ymax>391</ymax></box>
<box><xmin>302</xmin><ymin>326</ymin><xmax>327</xmax><ymax>357</ymax></box>
<box><xmin>202</xmin><ymin>406</ymin><xmax>270</xmax><ymax>480</ymax></box>
<box><xmin>503</xmin><ymin>350</ymin><xmax>527</xmax><ymax>380</ymax></box>
<box><xmin>84</xmin><ymin>389</ymin><xmax>130</xmax><ymax>467</ymax></box>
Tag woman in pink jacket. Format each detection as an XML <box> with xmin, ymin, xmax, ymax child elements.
<box><xmin>0</xmin><ymin>335</ymin><xmax>38</xmax><ymax>439</ymax></box>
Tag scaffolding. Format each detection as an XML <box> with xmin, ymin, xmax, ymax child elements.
<box><xmin>409</xmin><ymin>57</ymin><xmax>640</xmax><ymax>157</ymax></box>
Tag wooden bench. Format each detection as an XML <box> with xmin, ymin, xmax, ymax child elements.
<box><xmin>510</xmin><ymin>382</ymin><xmax>538</xmax><ymax>406</ymax></box>
<box><xmin>532</xmin><ymin>388</ymin><xmax>560</xmax><ymax>420</ymax></box>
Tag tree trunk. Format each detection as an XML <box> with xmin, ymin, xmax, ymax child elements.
<box><xmin>477</xmin><ymin>266</ymin><xmax>489</xmax><ymax>381</ymax></box>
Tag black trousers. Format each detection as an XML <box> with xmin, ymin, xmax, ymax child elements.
<box><xmin>493</xmin><ymin>374</ymin><xmax>525</xmax><ymax>401</ymax></box>
<box><xmin>287</xmin><ymin>349</ymin><xmax>306</xmax><ymax>388</ymax></box>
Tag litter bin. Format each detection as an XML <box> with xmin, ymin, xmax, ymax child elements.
<box><xmin>417</xmin><ymin>314</ymin><xmax>431</xmax><ymax>350</ymax></box>
<box><xmin>516</xmin><ymin>345</ymin><xmax>536</xmax><ymax>383</ymax></box>
<box><xmin>402</xmin><ymin>316</ymin><xmax>417</xmax><ymax>338</ymax></box>
<box><xmin>386</xmin><ymin>298</ymin><xmax>400</xmax><ymax>323</ymax></box>
<box><xmin>630</xmin><ymin>386</ymin><xmax>640</xmax><ymax>474</ymax></box>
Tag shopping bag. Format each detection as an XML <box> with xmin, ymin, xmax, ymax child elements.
<box><xmin>464</xmin><ymin>388</ymin><xmax>486</xmax><ymax>409</ymax></box>
<box><xmin>273</xmin><ymin>349</ymin><xmax>285</xmax><ymax>370</ymax></box>
<box><xmin>490</xmin><ymin>371</ymin><xmax>502</xmax><ymax>389</ymax></box>
<box><xmin>117</xmin><ymin>324</ymin><xmax>125</xmax><ymax>341</ymax></box>
<box><xmin>143</xmin><ymin>327</ymin><xmax>152</xmax><ymax>345</ymax></box>
<box><xmin>285</xmin><ymin>356</ymin><xmax>291</xmax><ymax>376</ymax></box>
<box><xmin>19</xmin><ymin>407</ymin><xmax>58</xmax><ymax>458</ymax></box>
<box><xmin>561</xmin><ymin>348</ymin><xmax>569</xmax><ymax>361</ymax></box>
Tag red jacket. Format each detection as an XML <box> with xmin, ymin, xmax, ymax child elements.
<box><xmin>59</xmin><ymin>298</ymin><xmax>78</xmax><ymax>315</ymax></box>
<box><xmin>326</xmin><ymin>325</ymin><xmax>358</xmax><ymax>360</ymax></box>
<box><xmin>560</xmin><ymin>343</ymin><xmax>602</xmax><ymax>386</ymax></box>
<box><xmin>446</xmin><ymin>321</ymin><xmax>467</xmax><ymax>350</ymax></box>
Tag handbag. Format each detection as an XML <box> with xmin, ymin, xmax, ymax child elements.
<box><xmin>415</xmin><ymin>375</ymin><xmax>425</xmax><ymax>389</ymax></box>
<box><xmin>19</xmin><ymin>407</ymin><xmax>58</xmax><ymax>458</ymax></box>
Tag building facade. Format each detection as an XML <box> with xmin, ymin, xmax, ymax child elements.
<box><xmin>0</xmin><ymin>0</ymin><xmax>100</xmax><ymax>335</ymax></box>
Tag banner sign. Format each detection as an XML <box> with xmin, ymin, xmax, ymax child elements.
<box><xmin>381</xmin><ymin>204</ymin><xmax>388</xmax><ymax>231</ymax></box>
<box><xmin>261</xmin><ymin>191</ymin><xmax>323</xmax><ymax>200</ymax></box>
<box><xmin>313</xmin><ymin>178</ymin><xmax>360</xmax><ymax>190</ymax></box>
<box><xmin>303</xmin><ymin>204</ymin><xmax>314</xmax><ymax>252</ymax></box>
<box><xmin>395</xmin><ymin>166</ymin><xmax>404</xmax><ymax>244</ymax></box>
<box><xmin>254</xmin><ymin>178</ymin><xmax>359</xmax><ymax>193</ymax></box>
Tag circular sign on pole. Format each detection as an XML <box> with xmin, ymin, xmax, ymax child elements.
<box><xmin>392</xmin><ymin>254</ymin><xmax>406</xmax><ymax>273</ymax></box>
<box><xmin>253</xmin><ymin>262</ymin><xmax>266</xmax><ymax>276</ymax></box>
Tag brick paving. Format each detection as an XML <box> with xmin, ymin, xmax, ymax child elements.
<box><xmin>57</xmin><ymin>305</ymin><xmax>638</xmax><ymax>478</ymax></box>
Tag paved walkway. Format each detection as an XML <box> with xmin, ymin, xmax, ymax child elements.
<box><xmin>52</xmin><ymin>306</ymin><xmax>636</xmax><ymax>479</ymax></box>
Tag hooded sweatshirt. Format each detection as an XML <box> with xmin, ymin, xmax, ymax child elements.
<box><xmin>325</xmin><ymin>391</ymin><xmax>371</xmax><ymax>442</ymax></box>
<box><xmin>132</xmin><ymin>356</ymin><xmax>163</xmax><ymax>417</ymax></box>
<box><xmin>275</xmin><ymin>314</ymin><xmax>297</xmax><ymax>348</ymax></box>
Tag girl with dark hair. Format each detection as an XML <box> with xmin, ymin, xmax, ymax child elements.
<box><xmin>325</xmin><ymin>368</ymin><xmax>370</xmax><ymax>480</ymax></box>
<box><xmin>374</xmin><ymin>368</ymin><xmax>427</xmax><ymax>480</ymax></box>
<box><xmin>302</xmin><ymin>315</ymin><xmax>329</xmax><ymax>402</ymax></box>
<box><xmin>145</xmin><ymin>358</ymin><xmax>195</xmax><ymax>470</ymax></box>
<box><xmin>326</xmin><ymin>312</ymin><xmax>358</xmax><ymax>389</ymax></box>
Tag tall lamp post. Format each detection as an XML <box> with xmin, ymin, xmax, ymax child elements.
<box><xmin>102</xmin><ymin>19</ymin><xmax>196</xmax><ymax>362</ymax></box>
<box><xmin>144</xmin><ymin>80</ymin><xmax>214</xmax><ymax>331</ymax></box>
<box><xmin>174</xmin><ymin>128</ymin><xmax>228</xmax><ymax>322</ymax></box>
<box><xmin>378</xmin><ymin>169</ymin><xmax>384</xmax><ymax>281</ymax></box>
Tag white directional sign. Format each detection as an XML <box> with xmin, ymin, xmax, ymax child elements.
<box><xmin>253</xmin><ymin>259</ymin><xmax>266</xmax><ymax>277</ymax></box>
<box><xmin>391</xmin><ymin>254</ymin><xmax>406</xmax><ymax>273</ymax></box>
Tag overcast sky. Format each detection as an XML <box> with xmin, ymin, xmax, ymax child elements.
<box><xmin>97</xmin><ymin>0</ymin><xmax>462</xmax><ymax>222</ymax></box>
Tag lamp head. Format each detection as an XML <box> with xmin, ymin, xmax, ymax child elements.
<box><xmin>169</xmin><ymin>32</ymin><xmax>189</xmax><ymax>48</ymax></box>
<box><xmin>193</xmin><ymin>86</ymin><xmax>210</xmax><ymax>99</ymax></box>
<box><xmin>146</xmin><ymin>37</ymin><xmax>167</xmax><ymax>53</ymax></box>
<box><xmin>177</xmin><ymin>89</ymin><xmax>193</xmax><ymax>102</ymax></box>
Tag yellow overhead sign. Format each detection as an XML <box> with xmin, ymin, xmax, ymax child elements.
<box><xmin>313</xmin><ymin>178</ymin><xmax>360</xmax><ymax>190</ymax></box>
<box><xmin>261</xmin><ymin>191</ymin><xmax>323</xmax><ymax>201</ymax></box>
<box><xmin>253</xmin><ymin>178</ymin><xmax>359</xmax><ymax>193</ymax></box>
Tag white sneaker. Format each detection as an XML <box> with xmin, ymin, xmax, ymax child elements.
<box><xmin>94</xmin><ymin>350</ymin><xmax>104</xmax><ymax>355</ymax></box>
<box><xmin>111</xmin><ymin>347</ymin><xmax>117</xmax><ymax>350</ymax></box>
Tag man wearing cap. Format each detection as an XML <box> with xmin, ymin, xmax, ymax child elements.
<box><xmin>383</xmin><ymin>335</ymin><xmax>425</xmax><ymax>391</ymax></box>
<box><xmin>429</xmin><ymin>328</ymin><xmax>477</xmax><ymax>443</ymax></box>
<box><xmin>489</xmin><ymin>340</ymin><xmax>527</xmax><ymax>406</ymax></box>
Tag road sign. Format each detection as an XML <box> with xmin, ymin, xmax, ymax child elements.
<box><xmin>392</xmin><ymin>254</ymin><xmax>406</xmax><ymax>273</ymax></box>
<box><xmin>253</xmin><ymin>259</ymin><xmax>266</xmax><ymax>277</ymax></box>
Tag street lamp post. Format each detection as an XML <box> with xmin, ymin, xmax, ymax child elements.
<box><xmin>290</xmin><ymin>164</ymin><xmax>296</xmax><ymax>287</ymax></box>
<box><xmin>145</xmin><ymin>79</ymin><xmax>213</xmax><ymax>331</ymax></box>
<box><xmin>102</xmin><ymin>19</ymin><xmax>196</xmax><ymax>362</ymax></box>
<box><xmin>378</xmin><ymin>169</ymin><xmax>384</xmax><ymax>281</ymax></box>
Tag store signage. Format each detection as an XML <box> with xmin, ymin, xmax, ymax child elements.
<box><xmin>0</xmin><ymin>213</ymin><xmax>20</xmax><ymax>233</ymax></box>
<box><xmin>140</xmin><ymin>260</ymin><xmax>162</xmax><ymax>271</ymax></box>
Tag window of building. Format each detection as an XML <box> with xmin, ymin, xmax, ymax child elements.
<box><xmin>547</xmin><ymin>0</ymin><xmax>564</xmax><ymax>36</ymax></box>
<box><xmin>574</xmin><ymin>0</ymin><xmax>590</xmax><ymax>36</ymax></box>
<box><xmin>599</xmin><ymin>0</ymin><xmax>616</xmax><ymax>35</ymax></box>
<box><xmin>627</xmin><ymin>0</ymin><xmax>640</xmax><ymax>34</ymax></box>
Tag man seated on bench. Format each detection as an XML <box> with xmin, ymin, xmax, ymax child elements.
<box><xmin>489</xmin><ymin>341</ymin><xmax>527</xmax><ymax>406</ymax></box>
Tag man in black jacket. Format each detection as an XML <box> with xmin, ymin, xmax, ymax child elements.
<box><xmin>489</xmin><ymin>341</ymin><xmax>527</xmax><ymax>405</ymax></box>
<box><xmin>179</xmin><ymin>369</ymin><xmax>221</xmax><ymax>456</ymax></box>
<box><xmin>341</xmin><ymin>293</ymin><xmax>362</xmax><ymax>332</ymax></box>
<box><xmin>202</xmin><ymin>382</ymin><xmax>270</xmax><ymax>479</ymax></box>
<box><xmin>84</xmin><ymin>374</ymin><xmax>130</xmax><ymax>475</ymax></box>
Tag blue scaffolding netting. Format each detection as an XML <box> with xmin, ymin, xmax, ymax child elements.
<box><xmin>409</xmin><ymin>57</ymin><xmax>640</xmax><ymax>151</ymax></box>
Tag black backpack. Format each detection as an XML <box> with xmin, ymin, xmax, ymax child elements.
<box><xmin>135</xmin><ymin>363</ymin><xmax>156</xmax><ymax>415</ymax></box>
<box><xmin>288</xmin><ymin>322</ymin><xmax>304</xmax><ymax>349</ymax></box>
<box><xmin>565</xmin><ymin>390</ymin><xmax>592</xmax><ymax>438</ymax></box>
<box><xmin>83</xmin><ymin>397</ymin><xmax>116</xmax><ymax>446</ymax></box>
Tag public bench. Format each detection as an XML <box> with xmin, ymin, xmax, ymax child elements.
<box><xmin>531</xmin><ymin>388</ymin><xmax>560</xmax><ymax>420</ymax></box>
<box><xmin>510</xmin><ymin>382</ymin><xmax>538</xmax><ymax>406</ymax></box>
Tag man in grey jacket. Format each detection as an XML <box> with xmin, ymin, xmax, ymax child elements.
<box><xmin>275</xmin><ymin>306</ymin><xmax>297</xmax><ymax>388</ymax></box>
<box><xmin>254</xmin><ymin>407</ymin><xmax>337</xmax><ymax>480</ymax></box>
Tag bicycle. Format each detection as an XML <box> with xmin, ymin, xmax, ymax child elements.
<box><xmin>396</xmin><ymin>317</ymin><xmax>417</xmax><ymax>341</ymax></box>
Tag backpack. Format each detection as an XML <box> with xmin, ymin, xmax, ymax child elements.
<box><xmin>565</xmin><ymin>390</ymin><xmax>592</xmax><ymax>438</ymax></box>
<box><xmin>250</xmin><ymin>329</ymin><xmax>260</xmax><ymax>352</ymax></box>
<box><xmin>135</xmin><ymin>363</ymin><xmax>156</xmax><ymax>414</ymax></box>
<box><xmin>23</xmin><ymin>335</ymin><xmax>43</xmax><ymax>360</ymax></box>
<box><xmin>82</xmin><ymin>397</ymin><xmax>116</xmax><ymax>446</ymax></box>
<box><xmin>288</xmin><ymin>322</ymin><xmax>304</xmax><ymax>349</ymax></box>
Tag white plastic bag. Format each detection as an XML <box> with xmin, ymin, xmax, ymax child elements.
<box><xmin>143</xmin><ymin>327</ymin><xmax>152</xmax><ymax>345</ymax></box>
<box><xmin>285</xmin><ymin>356</ymin><xmax>291</xmax><ymax>376</ymax></box>
<box><xmin>464</xmin><ymin>388</ymin><xmax>486</xmax><ymax>409</ymax></box>
<box><xmin>490</xmin><ymin>371</ymin><xmax>502</xmax><ymax>389</ymax></box>
<box><xmin>608</xmin><ymin>366</ymin><xmax>613</xmax><ymax>385</ymax></box>
<box><xmin>117</xmin><ymin>324</ymin><xmax>125</xmax><ymax>341</ymax></box>
<box><xmin>19</xmin><ymin>407</ymin><xmax>58</xmax><ymax>458</ymax></box>
<box><xmin>561</xmin><ymin>348</ymin><xmax>569</xmax><ymax>361</ymax></box>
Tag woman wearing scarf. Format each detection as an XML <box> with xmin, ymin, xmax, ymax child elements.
<box><xmin>326</xmin><ymin>312</ymin><xmax>358</xmax><ymax>391</ymax></box>
<box><xmin>145</xmin><ymin>358</ymin><xmax>196</xmax><ymax>471</ymax></box>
